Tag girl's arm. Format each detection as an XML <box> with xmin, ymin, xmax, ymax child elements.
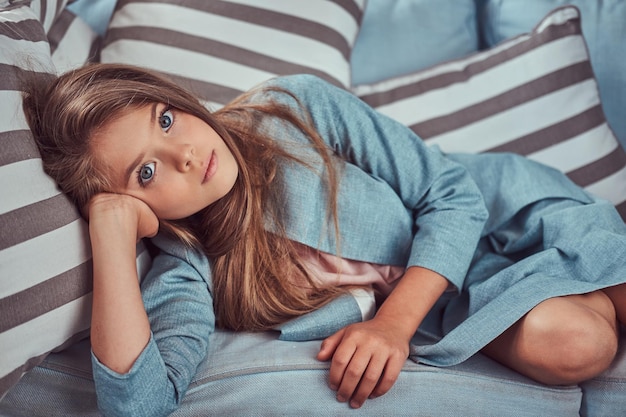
<box><xmin>264</xmin><ymin>74</ymin><xmax>488</xmax><ymax>291</ymax></box>
<box><xmin>263</xmin><ymin>75</ymin><xmax>489</xmax><ymax>407</ymax></box>
<box><xmin>86</xmin><ymin>193</ymin><xmax>215</xmax><ymax>417</ymax></box>
<box><xmin>317</xmin><ymin>266</ymin><xmax>449</xmax><ymax>409</ymax></box>
<box><xmin>88</xmin><ymin>193</ymin><xmax>157</xmax><ymax>373</ymax></box>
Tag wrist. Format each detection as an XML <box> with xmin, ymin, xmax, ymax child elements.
<box><xmin>370</xmin><ymin>312</ymin><xmax>416</xmax><ymax>343</ymax></box>
<box><xmin>374</xmin><ymin>266</ymin><xmax>449</xmax><ymax>341</ymax></box>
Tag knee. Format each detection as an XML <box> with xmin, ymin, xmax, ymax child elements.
<box><xmin>522</xmin><ymin>302</ymin><xmax>618</xmax><ymax>385</ymax></box>
<box><xmin>546</xmin><ymin>328</ymin><xmax>617</xmax><ymax>385</ymax></box>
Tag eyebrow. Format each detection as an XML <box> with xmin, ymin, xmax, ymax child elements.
<box><xmin>124</xmin><ymin>102</ymin><xmax>158</xmax><ymax>185</ymax></box>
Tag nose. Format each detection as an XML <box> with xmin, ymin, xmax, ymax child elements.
<box><xmin>174</xmin><ymin>143</ymin><xmax>194</xmax><ymax>172</ymax></box>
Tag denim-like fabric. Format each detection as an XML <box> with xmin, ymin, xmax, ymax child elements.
<box><xmin>89</xmin><ymin>75</ymin><xmax>626</xmax><ymax>416</ymax></box>
<box><xmin>257</xmin><ymin>75</ymin><xmax>489</xmax><ymax>283</ymax></box>
<box><xmin>4</xmin><ymin>331</ymin><xmax>603</xmax><ymax>417</ymax></box>
<box><xmin>275</xmin><ymin>292</ymin><xmax>364</xmax><ymax>341</ymax></box>
<box><xmin>91</xmin><ymin>237</ymin><xmax>214</xmax><ymax>417</ymax></box>
<box><xmin>91</xmin><ymin>74</ymin><xmax>491</xmax><ymax>416</ymax></box>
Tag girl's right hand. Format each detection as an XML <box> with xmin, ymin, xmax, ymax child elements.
<box><xmin>85</xmin><ymin>193</ymin><xmax>159</xmax><ymax>241</ymax></box>
<box><xmin>86</xmin><ymin>193</ymin><xmax>157</xmax><ymax>375</ymax></box>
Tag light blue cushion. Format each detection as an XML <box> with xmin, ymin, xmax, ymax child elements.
<box><xmin>0</xmin><ymin>332</ymin><xmax>590</xmax><ymax>416</ymax></box>
<box><xmin>480</xmin><ymin>0</ymin><xmax>626</xmax><ymax>150</ymax></box>
<box><xmin>350</xmin><ymin>0</ymin><xmax>479</xmax><ymax>85</ymax></box>
<box><xmin>66</xmin><ymin>0</ymin><xmax>116</xmax><ymax>36</ymax></box>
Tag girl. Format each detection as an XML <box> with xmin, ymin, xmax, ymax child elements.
<box><xmin>23</xmin><ymin>64</ymin><xmax>626</xmax><ymax>417</ymax></box>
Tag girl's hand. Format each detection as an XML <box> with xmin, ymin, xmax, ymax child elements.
<box><xmin>317</xmin><ymin>317</ymin><xmax>410</xmax><ymax>409</ymax></box>
<box><xmin>85</xmin><ymin>193</ymin><xmax>159</xmax><ymax>241</ymax></box>
<box><xmin>86</xmin><ymin>193</ymin><xmax>158</xmax><ymax>374</ymax></box>
<box><xmin>316</xmin><ymin>266</ymin><xmax>449</xmax><ymax>408</ymax></box>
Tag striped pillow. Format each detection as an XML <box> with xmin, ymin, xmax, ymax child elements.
<box><xmin>353</xmin><ymin>6</ymin><xmax>626</xmax><ymax>219</ymax></box>
<box><xmin>21</xmin><ymin>0</ymin><xmax>71</xmax><ymax>32</ymax></box>
<box><xmin>100</xmin><ymin>0</ymin><xmax>365</xmax><ymax>109</ymax></box>
<box><xmin>0</xmin><ymin>3</ymin><xmax>149</xmax><ymax>398</ymax></box>
<box><xmin>47</xmin><ymin>7</ymin><xmax>100</xmax><ymax>72</ymax></box>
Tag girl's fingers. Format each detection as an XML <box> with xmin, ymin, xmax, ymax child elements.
<box><xmin>327</xmin><ymin>337</ymin><xmax>356</xmax><ymax>391</ymax></box>
<box><xmin>334</xmin><ymin>348</ymin><xmax>370</xmax><ymax>404</ymax></box>
<box><xmin>321</xmin><ymin>321</ymin><xmax>410</xmax><ymax>407</ymax></box>
<box><xmin>347</xmin><ymin>354</ymin><xmax>387</xmax><ymax>408</ymax></box>
<box><xmin>370</xmin><ymin>354</ymin><xmax>405</xmax><ymax>399</ymax></box>
<box><xmin>317</xmin><ymin>328</ymin><xmax>345</xmax><ymax>362</ymax></box>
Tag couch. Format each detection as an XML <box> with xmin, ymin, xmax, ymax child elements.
<box><xmin>1</xmin><ymin>0</ymin><xmax>625</xmax><ymax>415</ymax></box>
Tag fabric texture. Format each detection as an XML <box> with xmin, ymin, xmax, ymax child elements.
<box><xmin>100</xmin><ymin>0</ymin><xmax>365</xmax><ymax>109</ymax></box>
<box><xmin>92</xmin><ymin>233</ymin><xmax>214</xmax><ymax>417</ymax></box>
<box><xmin>1</xmin><ymin>2</ymin><xmax>625</xmax><ymax>415</ymax></box>
<box><xmin>353</xmin><ymin>6</ymin><xmax>626</xmax><ymax>220</ymax></box>
<box><xmin>89</xmin><ymin>74</ymin><xmax>626</xmax><ymax>416</ymax></box>
<box><xmin>351</xmin><ymin>0</ymin><xmax>479</xmax><ymax>85</ymax></box>
<box><xmin>2</xmin><ymin>333</ymin><xmax>593</xmax><ymax>417</ymax></box>
<box><xmin>89</xmin><ymin>73</ymin><xmax>489</xmax><ymax>416</ymax></box>
<box><xmin>17</xmin><ymin>0</ymin><xmax>71</xmax><ymax>32</ymax></box>
<box><xmin>0</xmin><ymin>2</ymin><xmax>150</xmax><ymax>398</ymax></box>
<box><xmin>47</xmin><ymin>6</ymin><xmax>100</xmax><ymax>72</ymax></box>
<box><xmin>480</xmin><ymin>0</ymin><xmax>626</xmax><ymax>152</ymax></box>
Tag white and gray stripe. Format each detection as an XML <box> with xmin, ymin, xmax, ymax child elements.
<box><xmin>47</xmin><ymin>7</ymin><xmax>101</xmax><ymax>72</ymax></box>
<box><xmin>101</xmin><ymin>0</ymin><xmax>365</xmax><ymax>108</ymax></box>
<box><xmin>17</xmin><ymin>0</ymin><xmax>70</xmax><ymax>33</ymax></box>
<box><xmin>353</xmin><ymin>7</ymin><xmax>626</xmax><ymax>219</ymax></box>
<box><xmin>0</xmin><ymin>4</ymin><xmax>147</xmax><ymax>397</ymax></box>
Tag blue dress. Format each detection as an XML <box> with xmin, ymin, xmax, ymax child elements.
<box><xmin>91</xmin><ymin>74</ymin><xmax>626</xmax><ymax>416</ymax></box>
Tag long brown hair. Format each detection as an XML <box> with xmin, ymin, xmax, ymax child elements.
<box><xmin>22</xmin><ymin>63</ymin><xmax>344</xmax><ymax>331</ymax></box>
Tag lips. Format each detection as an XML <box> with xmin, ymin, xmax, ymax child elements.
<box><xmin>202</xmin><ymin>151</ymin><xmax>217</xmax><ymax>184</ymax></box>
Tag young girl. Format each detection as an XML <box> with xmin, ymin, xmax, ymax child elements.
<box><xmin>23</xmin><ymin>63</ymin><xmax>626</xmax><ymax>417</ymax></box>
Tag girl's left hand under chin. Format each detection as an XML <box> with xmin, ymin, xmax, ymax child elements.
<box><xmin>316</xmin><ymin>318</ymin><xmax>410</xmax><ymax>409</ymax></box>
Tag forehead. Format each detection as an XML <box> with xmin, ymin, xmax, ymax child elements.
<box><xmin>90</xmin><ymin>103</ymin><xmax>156</xmax><ymax>185</ymax></box>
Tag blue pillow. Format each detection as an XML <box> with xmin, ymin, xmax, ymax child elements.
<box><xmin>351</xmin><ymin>0</ymin><xmax>479</xmax><ymax>85</ymax></box>
<box><xmin>67</xmin><ymin>0</ymin><xmax>116</xmax><ymax>36</ymax></box>
<box><xmin>480</xmin><ymin>0</ymin><xmax>626</xmax><ymax>151</ymax></box>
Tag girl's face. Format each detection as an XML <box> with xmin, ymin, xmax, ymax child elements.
<box><xmin>92</xmin><ymin>103</ymin><xmax>239</xmax><ymax>220</ymax></box>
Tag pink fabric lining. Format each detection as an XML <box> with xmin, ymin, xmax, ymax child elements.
<box><xmin>294</xmin><ymin>241</ymin><xmax>405</xmax><ymax>296</ymax></box>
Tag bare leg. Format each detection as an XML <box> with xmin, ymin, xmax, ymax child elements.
<box><xmin>482</xmin><ymin>291</ymin><xmax>619</xmax><ymax>385</ymax></box>
<box><xmin>603</xmin><ymin>283</ymin><xmax>626</xmax><ymax>325</ymax></box>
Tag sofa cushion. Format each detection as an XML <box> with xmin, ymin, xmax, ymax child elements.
<box><xmin>20</xmin><ymin>0</ymin><xmax>72</xmax><ymax>32</ymax></box>
<box><xmin>351</xmin><ymin>0</ymin><xmax>479</xmax><ymax>85</ymax></box>
<box><xmin>66</xmin><ymin>0</ymin><xmax>115</xmax><ymax>36</ymax></box>
<box><xmin>480</xmin><ymin>0</ymin><xmax>626</xmax><ymax>152</ymax></box>
<box><xmin>0</xmin><ymin>330</ymin><xmax>591</xmax><ymax>416</ymax></box>
<box><xmin>0</xmin><ymin>3</ymin><xmax>149</xmax><ymax>398</ymax></box>
<box><xmin>47</xmin><ymin>7</ymin><xmax>100</xmax><ymax>72</ymax></box>
<box><xmin>100</xmin><ymin>0</ymin><xmax>365</xmax><ymax>109</ymax></box>
<box><xmin>353</xmin><ymin>6</ymin><xmax>626</xmax><ymax>220</ymax></box>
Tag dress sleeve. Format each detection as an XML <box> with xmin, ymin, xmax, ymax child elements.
<box><xmin>91</xmin><ymin>236</ymin><xmax>215</xmax><ymax>417</ymax></box>
<box><xmin>265</xmin><ymin>74</ymin><xmax>488</xmax><ymax>291</ymax></box>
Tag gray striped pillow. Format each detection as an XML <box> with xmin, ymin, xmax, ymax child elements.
<box><xmin>100</xmin><ymin>0</ymin><xmax>365</xmax><ymax>109</ymax></box>
<box><xmin>354</xmin><ymin>6</ymin><xmax>626</xmax><ymax>219</ymax></box>
<box><xmin>20</xmin><ymin>0</ymin><xmax>71</xmax><ymax>32</ymax></box>
<box><xmin>0</xmin><ymin>3</ymin><xmax>149</xmax><ymax>398</ymax></box>
<box><xmin>47</xmin><ymin>7</ymin><xmax>101</xmax><ymax>72</ymax></box>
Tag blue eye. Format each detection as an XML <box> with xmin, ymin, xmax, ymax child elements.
<box><xmin>159</xmin><ymin>108</ymin><xmax>174</xmax><ymax>131</ymax></box>
<box><xmin>138</xmin><ymin>162</ymin><xmax>156</xmax><ymax>186</ymax></box>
